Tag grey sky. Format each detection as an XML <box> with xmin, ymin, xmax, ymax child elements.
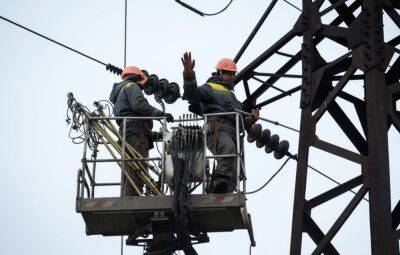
<box><xmin>0</xmin><ymin>1</ymin><xmax>399</xmax><ymax>254</ymax></box>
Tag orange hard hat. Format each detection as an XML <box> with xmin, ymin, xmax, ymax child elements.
<box><xmin>215</xmin><ymin>58</ymin><xmax>237</xmax><ymax>72</ymax></box>
<box><xmin>121</xmin><ymin>66</ymin><xmax>148</xmax><ymax>84</ymax></box>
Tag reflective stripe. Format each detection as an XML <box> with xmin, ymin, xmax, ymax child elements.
<box><xmin>123</xmin><ymin>82</ymin><xmax>134</xmax><ymax>90</ymax></box>
<box><xmin>208</xmin><ymin>82</ymin><xmax>230</xmax><ymax>93</ymax></box>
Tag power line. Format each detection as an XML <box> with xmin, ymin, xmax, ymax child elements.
<box><xmin>0</xmin><ymin>15</ymin><xmax>122</xmax><ymax>75</ymax></box>
<box><xmin>175</xmin><ymin>0</ymin><xmax>234</xmax><ymax>17</ymax></box>
<box><xmin>203</xmin><ymin>0</ymin><xmax>234</xmax><ymax>16</ymax></box>
<box><xmin>282</xmin><ymin>0</ymin><xmax>301</xmax><ymax>12</ymax></box>
<box><xmin>246</xmin><ymin>157</ymin><xmax>290</xmax><ymax>194</ymax></box>
<box><xmin>247</xmin><ymin>156</ymin><xmax>369</xmax><ymax>202</ymax></box>
<box><xmin>121</xmin><ymin>0</ymin><xmax>128</xmax><ymax>252</ymax></box>
<box><xmin>124</xmin><ymin>0</ymin><xmax>128</xmax><ymax>68</ymax></box>
<box><xmin>307</xmin><ymin>163</ymin><xmax>369</xmax><ymax>202</ymax></box>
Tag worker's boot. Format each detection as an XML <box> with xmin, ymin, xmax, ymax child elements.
<box><xmin>213</xmin><ymin>177</ymin><xmax>229</xmax><ymax>193</ymax></box>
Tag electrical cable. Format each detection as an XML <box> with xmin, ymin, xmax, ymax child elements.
<box><xmin>175</xmin><ymin>0</ymin><xmax>234</xmax><ymax>17</ymax></box>
<box><xmin>282</xmin><ymin>0</ymin><xmax>301</xmax><ymax>12</ymax></box>
<box><xmin>202</xmin><ymin>0</ymin><xmax>233</xmax><ymax>16</ymax></box>
<box><xmin>123</xmin><ymin>1</ymin><xmax>128</xmax><ymax>67</ymax></box>
<box><xmin>0</xmin><ymin>15</ymin><xmax>123</xmax><ymax>75</ymax></box>
<box><xmin>246</xmin><ymin>157</ymin><xmax>290</xmax><ymax>194</ymax></box>
<box><xmin>307</xmin><ymin>163</ymin><xmax>369</xmax><ymax>202</ymax></box>
<box><xmin>246</xmin><ymin>153</ymin><xmax>369</xmax><ymax>202</ymax></box>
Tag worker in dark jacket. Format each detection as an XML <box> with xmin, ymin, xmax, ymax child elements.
<box><xmin>181</xmin><ymin>52</ymin><xmax>259</xmax><ymax>193</ymax></box>
<box><xmin>110</xmin><ymin>66</ymin><xmax>174</xmax><ymax>196</ymax></box>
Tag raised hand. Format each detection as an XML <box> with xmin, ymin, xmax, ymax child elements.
<box><xmin>181</xmin><ymin>52</ymin><xmax>195</xmax><ymax>74</ymax></box>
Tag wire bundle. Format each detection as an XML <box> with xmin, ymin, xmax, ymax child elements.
<box><xmin>66</xmin><ymin>92</ymin><xmax>161</xmax><ymax>196</ymax></box>
<box><xmin>169</xmin><ymin>124</ymin><xmax>206</xmax><ymax>255</ymax></box>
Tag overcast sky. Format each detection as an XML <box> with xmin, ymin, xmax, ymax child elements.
<box><xmin>0</xmin><ymin>1</ymin><xmax>399</xmax><ymax>254</ymax></box>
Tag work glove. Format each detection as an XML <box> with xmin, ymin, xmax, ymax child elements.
<box><xmin>165</xmin><ymin>113</ymin><xmax>174</xmax><ymax>123</ymax></box>
<box><xmin>251</xmin><ymin>108</ymin><xmax>260</xmax><ymax>122</ymax></box>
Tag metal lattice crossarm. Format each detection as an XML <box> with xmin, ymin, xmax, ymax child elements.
<box><xmin>231</xmin><ymin>0</ymin><xmax>400</xmax><ymax>254</ymax></box>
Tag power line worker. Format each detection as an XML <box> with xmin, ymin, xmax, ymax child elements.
<box><xmin>109</xmin><ymin>66</ymin><xmax>174</xmax><ymax>196</ymax></box>
<box><xmin>181</xmin><ymin>52</ymin><xmax>259</xmax><ymax>193</ymax></box>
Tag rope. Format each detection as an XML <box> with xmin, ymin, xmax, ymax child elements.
<box><xmin>175</xmin><ymin>0</ymin><xmax>234</xmax><ymax>17</ymax></box>
<box><xmin>0</xmin><ymin>15</ymin><xmax>122</xmax><ymax>75</ymax></box>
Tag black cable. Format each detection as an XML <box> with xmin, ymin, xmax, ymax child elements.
<box><xmin>175</xmin><ymin>0</ymin><xmax>234</xmax><ymax>17</ymax></box>
<box><xmin>124</xmin><ymin>0</ymin><xmax>128</xmax><ymax>68</ymax></box>
<box><xmin>307</xmin><ymin>163</ymin><xmax>369</xmax><ymax>202</ymax></box>
<box><xmin>0</xmin><ymin>15</ymin><xmax>123</xmax><ymax>75</ymax></box>
<box><xmin>245</xmin><ymin>152</ymin><xmax>369</xmax><ymax>202</ymax></box>
<box><xmin>203</xmin><ymin>0</ymin><xmax>234</xmax><ymax>16</ymax></box>
<box><xmin>282</xmin><ymin>0</ymin><xmax>301</xmax><ymax>12</ymax></box>
<box><xmin>246</xmin><ymin>157</ymin><xmax>290</xmax><ymax>194</ymax></box>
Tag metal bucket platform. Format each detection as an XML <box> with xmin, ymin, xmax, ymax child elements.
<box><xmin>77</xmin><ymin>193</ymin><xmax>252</xmax><ymax>236</ymax></box>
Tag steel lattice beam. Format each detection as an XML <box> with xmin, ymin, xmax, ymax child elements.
<box><xmin>234</xmin><ymin>0</ymin><xmax>400</xmax><ymax>254</ymax></box>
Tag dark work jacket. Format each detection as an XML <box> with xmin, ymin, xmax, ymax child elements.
<box><xmin>183</xmin><ymin>72</ymin><xmax>248</xmax><ymax>140</ymax></box>
<box><xmin>109</xmin><ymin>79</ymin><xmax>164</xmax><ymax>147</ymax></box>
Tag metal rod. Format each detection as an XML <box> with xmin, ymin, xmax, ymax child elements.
<box><xmin>243</xmin><ymin>79</ymin><xmax>251</xmax><ymax>98</ymax></box>
<box><xmin>257</xmin><ymin>85</ymin><xmax>301</xmax><ymax>108</ymax></box>
<box><xmin>98</xmin><ymin>135</ymin><xmax>143</xmax><ymax>196</ymax></box>
<box><xmin>234</xmin><ymin>109</ymin><xmax>300</xmax><ymax>133</ymax></box>
<box><xmin>206</xmin><ymin>154</ymin><xmax>239</xmax><ymax>159</ymax></box>
<box><xmin>251</xmin><ymin>76</ymin><xmax>286</xmax><ymax>93</ymax></box>
<box><xmin>121</xmin><ymin>118</ymin><xmax>127</xmax><ymax>196</ymax></box>
<box><xmin>90</xmin><ymin>119</ymin><xmax>158</xmax><ymax>192</ymax></box>
<box><xmin>161</xmin><ymin>117</ymin><xmax>166</xmax><ymax>194</ymax></box>
<box><xmin>91</xmin><ymin>143</ymin><xmax>98</xmax><ymax>198</ymax></box>
<box><xmin>276</xmin><ymin>51</ymin><xmax>295</xmax><ymax>58</ymax></box>
<box><xmin>90</xmin><ymin>116</ymin><xmax>165</xmax><ymax>120</ymax></box>
<box><xmin>252</xmin><ymin>71</ymin><xmax>303</xmax><ymax>79</ymax></box>
<box><xmin>94</xmin><ymin>182</ymin><xmax>121</xmax><ymax>186</ymax></box>
<box><xmin>236</xmin><ymin>114</ymin><xmax>241</xmax><ymax>192</ymax></box>
<box><xmin>320</xmin><ymin>0</ymin><xmax>349</xmax><ymax>17</ymax></box>
<box><xmin>311</xmin><ymin>186</ymin><xmax>368</xmax><ymax>255</ymax></box>
<box><xmin>234</xmin><ymin>0</ymin><xmax>278</xmax><ymax>63</ymax></box>
<box><xmin>81</xmin><ymin>123</ymin><xmax>90</xmax><ymax>198</ymax></box>
<box><xmin>76</xmin><ymin>169</ymin><xmax>82</xmax><ymax>199</ymax></box>
<box><xmin>82</xmin><ymin>161</ymin><xmax>95</xmax><ymax>184</ymax></box>
<box><xmin>234</xmin><ymin>28</ymin><xmax>297</xmax><ymax>83</ymax></box>
<box><xmin>203</xmin><ymin>115</ymin><xmax>208</xmax><ymax>194</ymax></box>
<box><xmin>306</xmin><ymin>175</ymin><xmax>363</xmax><ymax>209</ymax></box>
<box><xmin>85</xmin><ymin>157</ymin><xmax>162</xmax><ymax>163</ymax></box>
